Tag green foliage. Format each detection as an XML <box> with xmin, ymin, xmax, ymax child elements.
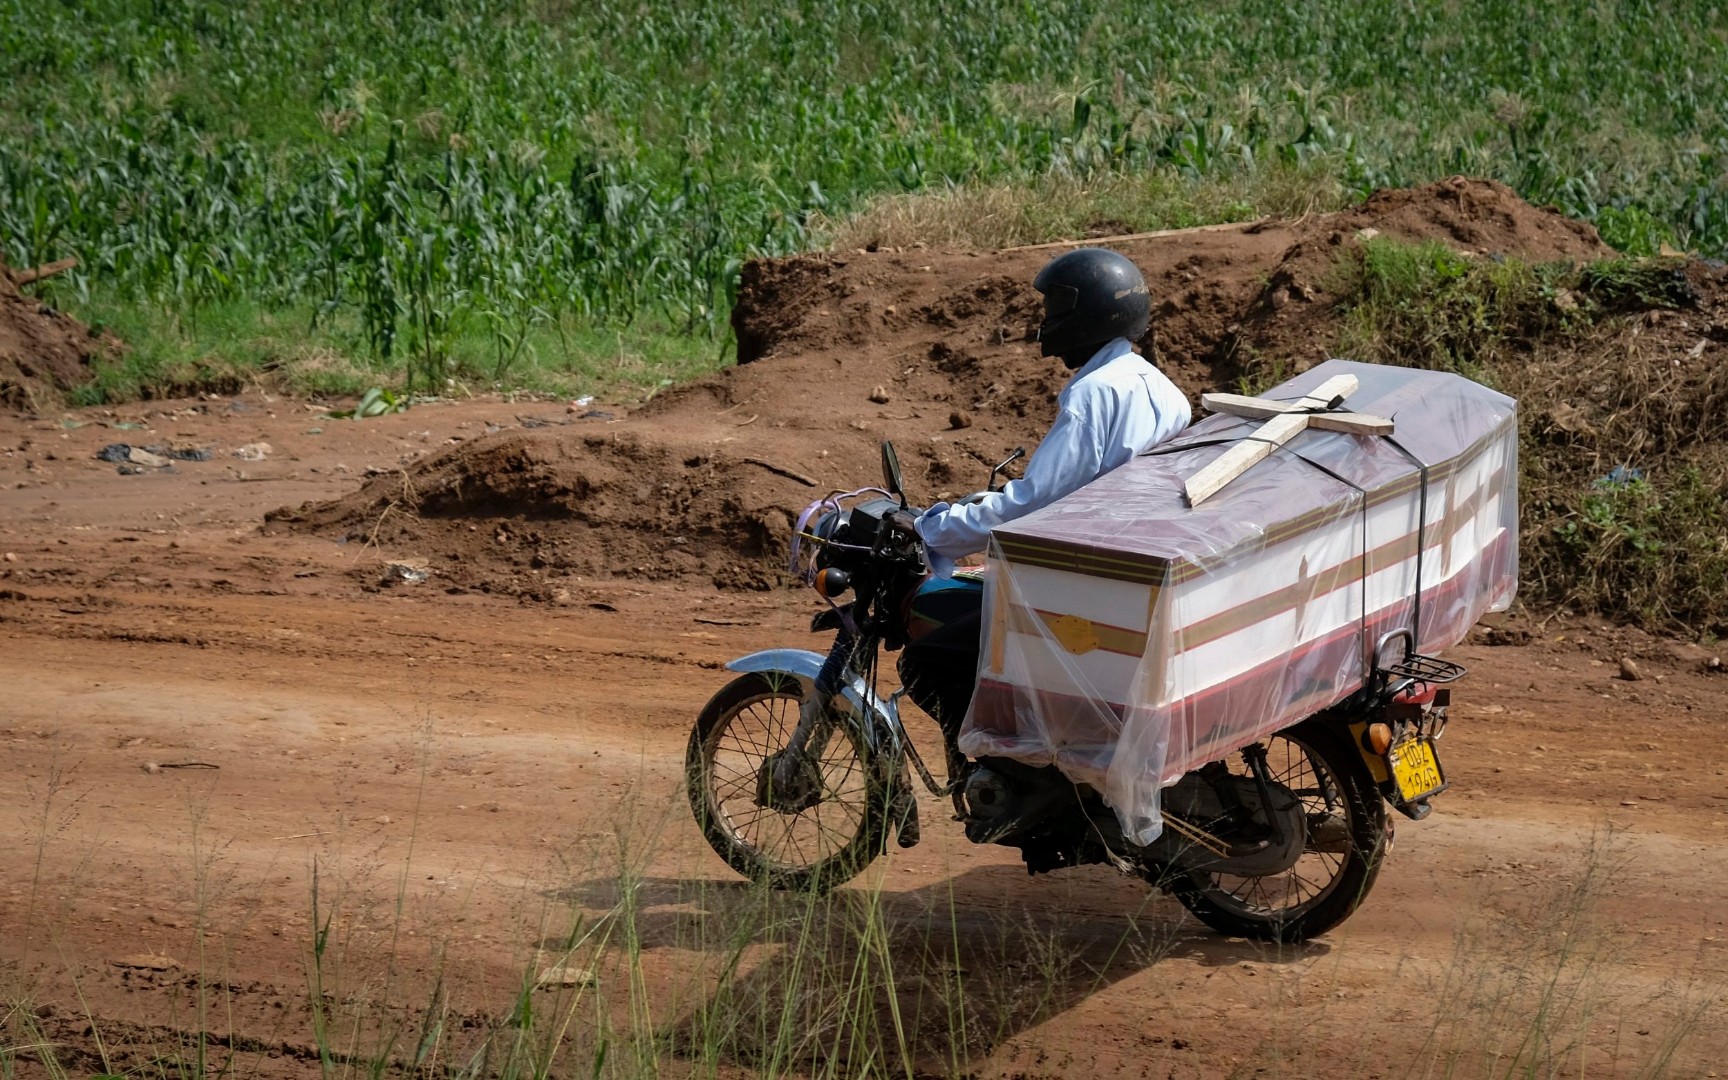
<box><xmin>1328</xmin><ymin>238</ymin><xmax>1725</xmax><ymax>634</ymax></box>
<box><xmin>1593</xmin><ymin>205</ymin><xmax>1679</xmax><ymax>257</ymax></box>
<box><xmin>327</xmin><ymin>386</ymin><xmax>408</xmax><ymax>419</ymax></box>
<box><xmin>1332</xmin><ymin>239</ymin><xmax>1567</xmax><ymax>376</ymax></box>
<box><xmin>1544</xmin><ymin>469</ymin><xmax>1728</xmax><ymax>633</ymax></box>
<box><xmin>2</xmin><ymin>0</ymin><xmax>1727</xmax><ymax>395</ymax></box>
<box><xmin>1574</xmin><ymin>256</ymin><xmax>1698</xmax><ymax>313</ymax></box>
<box><xmin>1332</xmin><ymin>240</ymin><xmax>1700</xmax><ymax>377</ymax></box>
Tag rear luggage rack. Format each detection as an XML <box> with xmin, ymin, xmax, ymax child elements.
<box><xmin>1373</xmin><ymin>628</ymin><xmax>1467</xmax><ymax>685</ymax></box>
<box><xmin>1383</xmin><ymin>652</ymin><xmax>1467</xmax><ymax>685</ymax></box>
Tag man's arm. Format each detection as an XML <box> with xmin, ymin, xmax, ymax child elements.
<box><xmin>916</xmin><ymin>403</ymin><xmax>1106</xmax><ymax>565</ymax></box>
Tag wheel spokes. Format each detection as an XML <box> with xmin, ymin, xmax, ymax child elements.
<box><xmin>1202</xmin><ymin>734</ymin><xmax>1354</xmax><ymax>919</ymax></box>
<box><xmin>707</xmin><ymin>693</ymin><xmax>874</xmax><ymax>871</ymax></box>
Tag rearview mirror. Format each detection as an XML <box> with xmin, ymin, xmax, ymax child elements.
<box><xmin>880</xmin><ymin>440</ymin><xmax>905</xmax><ymax>504</ymax></box>
<box><xmin>989</xmin><ymin>446</ymin><xmax>1026</xmax><ymax>493</ymax></box>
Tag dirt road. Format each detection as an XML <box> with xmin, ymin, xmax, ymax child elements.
<box><xmin>3</xmin><ymin>395</ymin><xmax>1725</xmax><ymax>1079</ymax></box>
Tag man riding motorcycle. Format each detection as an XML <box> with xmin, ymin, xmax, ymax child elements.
<box><xmin>888</xmin><ymin>248</ymin><xmax>1191</xmax><ymax>844</ymax></box>
<box><xmin>915</xmin><ymin>246</ymin><xmax>1191</xmax><ymax>575</ymax></box>
<box><xmin>903</xmin><ymin>248</ymin><xmax>1190</xmax><ymax>720</ymax></box>
<box><xmin>689</xmin><ymin>248</ymin><xmax>1483</xmax><ymax>941</ymax></box>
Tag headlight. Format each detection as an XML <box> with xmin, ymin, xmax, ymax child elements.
<box><xmin>792</xmin><ymin>507</ymin><xmax>850</xmax><ymax>583</ymax></box>
<box><xmin>812</xmin><ymin>510</ymin><xmax>850</xmax><ymax>569</ymax></box>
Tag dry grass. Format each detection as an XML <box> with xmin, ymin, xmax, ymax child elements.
<box><xmin>812</xmin><ymin>164</ymin><xmax>1349</xmax><ymax>253</ymax></box>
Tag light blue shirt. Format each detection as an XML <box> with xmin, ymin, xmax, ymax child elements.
<box><xmin>915</xmin><ymin>337</ymin><xmax>1190</xmax><ymax>575</ymax></box>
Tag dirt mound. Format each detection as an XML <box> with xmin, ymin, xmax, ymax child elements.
<box><xmin>0</xmin><ymin>257</ymin><xmax>110</xmax><ymax>410</ymax></box>
<box><xmin>1338</xmin><ymin>177</ymin><xmax>1606</xmax><ymax>262</ymax></box>
<box><xmin>267</xmin><ymin>429</ymin><xmax>808</xmax><ymax>595</ymax></box>
<box><xmin>283</xmin><ymin>178</ymin><xmax>1628</xmax><ymax>593</ymax></box>
<box><xmin>1504</xmin><ymin>260</ymin><xmax>1728</xmax><ymax>630</ymax></box>
<box><xmin>725</xmin><ymin>176</ymin><xmax>1610</xmax><ymax>397</ymax></box>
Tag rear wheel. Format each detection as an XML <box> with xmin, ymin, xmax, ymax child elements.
<box><xmin>1171</xmin><ymin>719</ymin><xmax>1389</xmax><ymax>943</ymax></box>
<box><xmin>686</xmin><ymin>672</ymin><xmax>888</xmax><ymax>892</ymax></box>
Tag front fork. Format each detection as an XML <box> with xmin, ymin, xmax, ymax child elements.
<box><xmin>761</xmin><ymin>634</ymin><xmax>854</xmax><ymax>811</ymax></box>
<box><xmin>760</xmin><ymin>631</ymin><xmax>930</xmax><ymax>846</ymax></box>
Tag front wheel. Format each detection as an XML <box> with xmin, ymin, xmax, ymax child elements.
<box><xmin>686</xmin><ymin>672</ymin><xmax>889</xmax><ymax>892</ymax></box>
<box><xmin>1170</xmin><ymin>719</ymin><xmax>1390</xmax><ymax>943</ymax></box>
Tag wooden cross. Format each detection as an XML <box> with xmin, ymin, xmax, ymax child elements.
<box><xmin>1183</xmin><ymin>374</ymin><xmax>1395</xmax><ymax>506</ymax></box>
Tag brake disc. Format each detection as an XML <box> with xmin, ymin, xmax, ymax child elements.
<box><xmin>757</xmin><ymin>749</ymin><xmax>824</xmax><ymax>813</ymax></box>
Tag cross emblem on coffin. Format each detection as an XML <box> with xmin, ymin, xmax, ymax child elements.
<box><xmin>1184</xmin><ymin>374</ymin><xmax>1395</xmax><ymax>506</ymax></box>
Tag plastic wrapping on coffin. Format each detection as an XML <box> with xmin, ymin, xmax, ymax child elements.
<box><xmin>958</xmin><ymin>359</ymin><xmax>1518</xmax><ymax>845</ymax></box>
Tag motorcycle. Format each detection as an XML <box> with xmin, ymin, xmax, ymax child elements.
<box><xmin>685</xmin><ymin>440</ymin><xmax>1463</xmax><ymax>942</ymax></box>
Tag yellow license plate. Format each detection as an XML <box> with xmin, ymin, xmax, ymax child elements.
<box><xmin>1389</xmin><ymin>737</ymin><xmax>1444</xmax><ymax>802</ymax></box>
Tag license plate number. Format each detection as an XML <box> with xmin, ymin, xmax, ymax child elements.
<box><xmin>1389</xmin><ymin>736</ymin><xmax>1444</xmax><ymax>802</ymax></box>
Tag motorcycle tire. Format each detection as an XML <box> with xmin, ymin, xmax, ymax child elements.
<box><xmin>686</xmin><ymin>671</ymin><xmax>890</xmax><ymax>893</ymax></box>
<box><xmin>1169</xmin><ymin>718</ymin><xmax>1390</xmax><ymax>943</ymax></box>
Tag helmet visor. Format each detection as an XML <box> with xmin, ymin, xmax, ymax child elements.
<box><xmin>1040</xmin><ymin>282</ymin><xmax>1079</xmax><ymax>317</ymax></box>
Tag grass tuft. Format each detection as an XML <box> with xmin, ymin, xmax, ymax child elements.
<box><xmin>812</xmin><ymin>163</ymin><xmax>1349</xmax><ymax>253</ymax></box>
<box><xmin>1330</xmin><ymin>238</ymin><xmax>1573</xmax><ymax>377</ymax></box>
<box><xmin>60</xmin><ymin>300</ymin><xmax>721</xmax><ymax>407</ymax></box>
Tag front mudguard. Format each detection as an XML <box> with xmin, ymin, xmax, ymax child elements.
<box><xmin>724</xmin><ymin>648</ymin><xmax>907</xmax><ymax>764</ymax></box>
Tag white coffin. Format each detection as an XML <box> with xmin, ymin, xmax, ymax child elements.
<box><xmin>959</xmin><ymin>359</ymin><xmax>1518</xmax><ymax>843</ymax></box>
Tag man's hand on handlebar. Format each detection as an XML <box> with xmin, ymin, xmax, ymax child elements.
<box><xmin>883</xmin><ymin>508</ymin><xmax>932</xmax><ymax>572</ymax></box>
<box><xmin>885</xmin><ymin>507</ymin><xmax>921</xmax><ymax>537</ymax></box>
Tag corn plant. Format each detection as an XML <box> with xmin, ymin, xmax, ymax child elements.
<box><xmin>1</xmin><ymin>0</ymin><xmax>1724</xmax><ymax>389</ymax></box>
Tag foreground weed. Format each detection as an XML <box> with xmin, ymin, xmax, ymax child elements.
<box><xmin>7</xmin><ymin>790</ymin><xmax>1721</xmax><ymax>1078</ymax></box>
<box><xmin>18</xmin><ymin>752</ymin><xmax>85</xmax><ymax>962</ymax></box>
<box><xmin>1407</xmin><ymin>835</ymin><xmax>1714</xmax><ymax>1078</ymax></box>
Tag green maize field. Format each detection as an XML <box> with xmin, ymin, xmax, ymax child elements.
<box><xmin>3</xmin><ymin>0</ymin><xmax>1725</xmax><ymax>399</ymax></box>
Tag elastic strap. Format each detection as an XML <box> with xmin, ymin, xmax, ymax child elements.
<box><xmin>1381</xmin><ymin>434</ymin><xmax>1430</xmax><ymax>649</ymax></box>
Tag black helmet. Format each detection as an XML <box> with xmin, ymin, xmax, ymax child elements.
<box><xmin>1032</xmin><ymin>247</ymin><xmax>1151</xmax><ymax>365</ymax></box>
